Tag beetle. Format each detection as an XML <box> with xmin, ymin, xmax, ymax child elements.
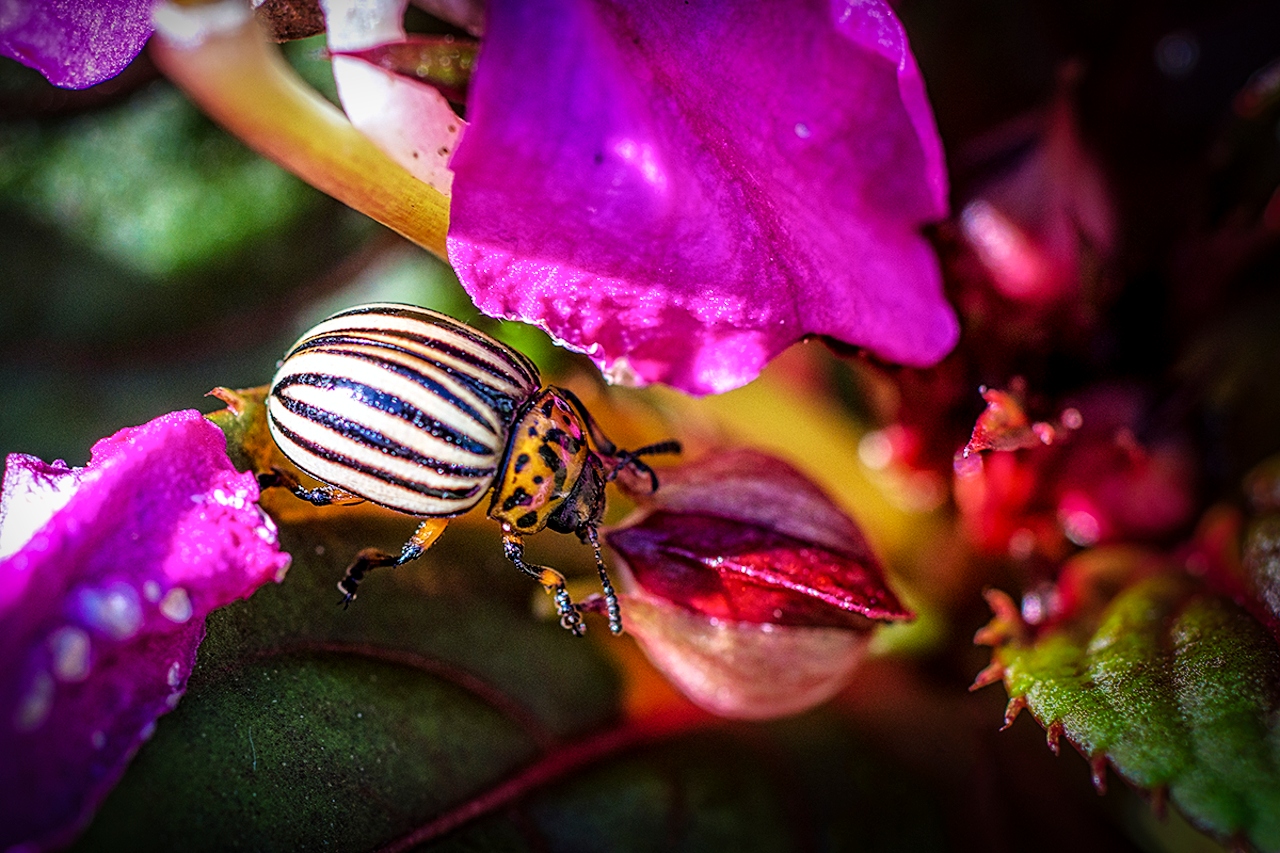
<box><xmin>260</xmin><ymin>303</ymin><xmax>680</xmax><ymax>636</ymax></box>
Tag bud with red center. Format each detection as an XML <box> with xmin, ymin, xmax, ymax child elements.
<box><xmin>603</xmin><ymin>449</ymin><xmax>912</xmax><ymax>719</ymax></box>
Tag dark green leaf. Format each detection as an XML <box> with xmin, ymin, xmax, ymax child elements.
<box><xmin>72</xmin><ymin>511</ymin><xmax>622</xmax><ymax>852</ymax></box>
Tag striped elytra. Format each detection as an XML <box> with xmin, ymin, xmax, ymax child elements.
<box><xmin>267</xmin><ymin>303</ymin><xmax>541</xmax><ymax>517</ymax></box>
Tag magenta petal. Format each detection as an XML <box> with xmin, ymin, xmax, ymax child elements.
<box><xmin>0</xmin><ymin>0</ymin><xmax>153</xmax><ymax>90</ymax></box>
<box><xmin>0</xmin><ymin>411</ymin><xmax>290</xmax><ymax>852</ymax></box>
<box><xmin>448</xmin><ymin>0</ymin><xmax>956</xmax><ymax>394</ymax></box>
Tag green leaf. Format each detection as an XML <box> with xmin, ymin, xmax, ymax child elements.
<box><xmin>68</xmin><ymin>507</ymin><xmax>949</xmax><ymax>852</ymax></box>
<box><xmin>976</xmin><ymin>554</ymin><xmax>1280</xmax><ymax>852</ymax></box>
<box><xmin>71</xmin><ymin>510</ymin><xmax>622</xmax><ymax>852</ymax></box>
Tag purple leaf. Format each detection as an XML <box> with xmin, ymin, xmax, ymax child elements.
<box><xmin>0</xmin><ymin>410</ymin><xmax>290</xmax><ymax>852</ymax></box>
<box><xmin>447</xmin><ymin>0</ymin><xmax>957</xmax><ymax>394</ymax></box>
<box><xmin>0</xmin><ymin>0</ymin><xmax>154</xmax><ymax>90</ymax></box>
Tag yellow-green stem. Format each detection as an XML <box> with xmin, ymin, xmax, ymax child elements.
<box><xmin>151</xmin><ymin>2</ymin><xmax>450</xmax><ymax>259</ymax></box>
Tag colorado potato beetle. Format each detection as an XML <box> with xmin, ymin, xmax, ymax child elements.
<box><xmin>261</xmin><ymin>303</ymin><xmax>679</xmax><ymax>636</ymax></box>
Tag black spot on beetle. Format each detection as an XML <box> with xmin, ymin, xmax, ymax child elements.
<box><xmin>538</xmin><ymin>444</ymin><xmax>564</xmax><ymax>472</ymax></box>
<box><xmin>527</xmin><ymin>426</ymin><xmax>538</xmax><ymax>437</ymax></box>
<box><xmin>502</xmin><ymin>487</ymin><xmax>531</xmax><ymax>512</ymax></box>
<box><xmin>514</xmin><ymin>453</ymin><xmax>530</xmax><ymax>473</ymax></box>
<box><xmin>533</xmin><ymin>475</ymin><xmax>544</xmax><ymax>484</ymax></box>
<box><xmin>516</xmin><ymin>511</ymin><xmax>539</xmax><ymax>529</ymax></box>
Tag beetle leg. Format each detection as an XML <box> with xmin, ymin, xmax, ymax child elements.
<box><xmin>337</xmin><ymin>518</ymin><xmax>448</xmax><ymax>607</ymax></box>
<box><xmin>502</xmin><ymin>533</ymin><xmax>585</xmax><ymax>636</ymax></box>
<box><xmin>258</xmin><ymin>466</ymin><xmax>365</xmax><ymax>507</ymax></box>
<box><xmin>581</xmin><ymin>525</ymin><xmax>623</xmax><ymax>635</ymax></box>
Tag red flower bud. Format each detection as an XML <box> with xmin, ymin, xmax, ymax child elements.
<box><xmin>605</xmin><ymin>449</ymin><xmax>911</xmax><ymax>719</ymax></box>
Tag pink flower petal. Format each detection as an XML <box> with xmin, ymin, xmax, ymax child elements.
<box><xmin>0</xmin><ymin>0</ymin><xmax>153</xmax><ymax>90</ymax></box>
<box><xmin>322</xmin><ymin>0</ymin><xmax>464</xmax><ymax>192</ymax></box>
<box><xmin>0</xmin><ymin>411</ymin><xmax>290</xmax><ymax>851</ymax></box>
<box><xmin>447</xmin><ymin>0</ymin><xmax>956</xmax><ymax>394</ymax></box>
<box><xmin>620</xmin><ymin>592</ymin><xmax>871</xmax><ymax>720</ymax></box>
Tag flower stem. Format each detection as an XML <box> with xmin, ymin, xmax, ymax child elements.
<box><xmin>150</xmin><ymin>1</ymin><xmax>450</xmax><ymax>259</ymax></box>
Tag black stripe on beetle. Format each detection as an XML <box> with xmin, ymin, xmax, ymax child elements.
<box><xmin>273</xmin><ymin>373</ymin><xmax>494</xmax><ymax>456</ymax></box>
<box><xmin>268</xmin><ymin>418</ymin><xmax>487</xmax><ymax>502</ymax></box>
<box><xmin>293</xmin><ymin>331</ymin><xmax>529</xmax><ymax>416</ymax></box>
<box><xmin>334</xmin><ymin>305</ymin><xmax>539</xmax><ymax>386</ymax></box>
<box><xmin>289</xmin><ymin>344</ymin><xmax>501</xmax><ymax>434</ymax></box>
<box><xmin>271</xmin><ymin>392</ymin><xmax>496</xmax><ymax>479</ymax></box>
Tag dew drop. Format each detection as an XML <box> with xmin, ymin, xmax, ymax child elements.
<box><xmin>91</xmin><ymin>730</ymin><xmax>107</xmax><ymax>749</ymax></box>
<box><xmin>1008</xmin><ymin>528</ymin><xmax>1036</xmax><ymax>560</ymax></box>
<box><xmin>167</xmin><ymin>661</ymin><xmax>184</xmax><ymax>689</ymax></box>
<box><xmin>858</xmin><ymin>430</ymin><xmax>894</xmax><ymax>471</ymax></box>
<box><xmin>13</xmin><ymin>670</ymin><xmax>54</xmax><ymax>732</ymax></box>
<box><xmin>794</xmin><ymin>122</ymin><xmax>812</xmax><ymax>139</ymax></box>
<box><xmin>76</xmin><ymin>581</ymin><xmax>143</xmax><ymax>640</ymax></box>
<box><xmin>143</xmin><ymin>580</ymin><xmax>162</xmax><ymax>602</ymax></box>
<box><xmin>1154</xmin><ymin>31</ymin><xmax>1199</xmax><ymax>79</ymax></box>
<box><xmin>1061</xmin><ymin>509</ymin><xmax>1102</xmax><ymax>547</ymax></box>
<box><xmin>48</xmin><ymin>626</ymin><xmax>91</xmax><ymax>682</ymax></box>
<box><xmin>160</xmin><ymin>587</ymin><xmax>193</xmax><ymax>624</ymax></box>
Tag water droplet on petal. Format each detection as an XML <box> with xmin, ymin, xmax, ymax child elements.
<box><xmin>794</xmin><ymin>122</ymin><xmax>812</xmax><ymax>139</ymax></box>
<box><xmin>13</xmin><ymin>670</ymin><xmax>54</xmax><ymax>732</ymax></box>
<box><xmin>143</xmin><ymin>580</ymin><xmax>162</xmax><ymax>602</ymax></box>
<box><xmin>76</xmin><ymin>581</ymin><xmax>143</xmax><ymax>640</ymax></box>
<box><xmin>167</xmin><ymin>661</ymin><xmax>184</xmax><ymax>689</ymax></box>
<box><xmin>91</xmin><ymin>730</ymin><xmax>107</xmax><ymax>749</ymax></box>
<box><xmin>48</xmin><ymin>626</ymin><xmax>91</xmax><ymax>682</ymax></box>
<box><xmin>159</xmin><ymin>587</ymin><xmax>193</xmax><ymax>624</ymax></box>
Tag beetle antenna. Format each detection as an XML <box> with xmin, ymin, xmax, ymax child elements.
<box><xmin>606</xmin><ymin>440</ymin><xmax>682</xmax><ymax>492</ymax></box>
<box><xmin>630</xmin><ymin>440</ymin><xmax>683</xmax><ymax>459</ymax></box>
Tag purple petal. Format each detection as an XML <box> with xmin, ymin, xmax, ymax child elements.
<box><xmin>0</xmin><ymin>0</ymin><xmax>153</xmax><ymax>89</ymax></box>
<box><xmin>0</xmin><ymin>410</ymin><xmax>290</xmax><ymax>851</ymax></box>
<box><xmin>448</xmin><ymin>0</ymin><xmax>956</xmax><ymax>394</ymax></box>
